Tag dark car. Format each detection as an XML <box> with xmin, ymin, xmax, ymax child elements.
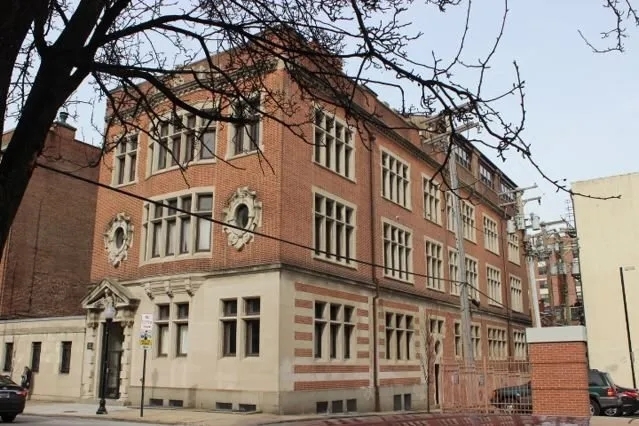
<box><xmin>490</xmin><ymin>369</ymin><xmax>623</xmax><ymax>416</ymax></box>
<box><xmin>0</xmin><ymin>375</ymin><xmax>27</xmax><ymax>423</ymax></box>
<box><xmin>490</xmin><ymin>381</ymin><xmax>532</xmax><ymax>413</ymax></box>
<box><xmin>614</xmin><ymin>386</ymin><xmax>639</xmax><ymax>416</ymax></box>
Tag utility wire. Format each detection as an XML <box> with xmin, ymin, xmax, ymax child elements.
<box><xmin>36</xmin><ymin>161</ymin><xmax>514</xmax><ymax>310</ymax></box>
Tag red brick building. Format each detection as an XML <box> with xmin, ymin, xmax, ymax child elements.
<box><xmin>81</xmin><ymin>40</ymin><xmax>532</xmax><ymax>413</ymax></box>
<box><xmin>0</xmin><ymin>116</ymin><xmax>100</xmax><ymax>319</ymax></box>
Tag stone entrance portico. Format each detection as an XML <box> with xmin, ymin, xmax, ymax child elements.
<box><xmin>81</xmin><ymin>278</ymin><xmax>139</xmax><ymax>405</ymax></box>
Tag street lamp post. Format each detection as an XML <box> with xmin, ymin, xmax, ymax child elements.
<box><xmin>620</xmin><ymin>266</ymin><xmax>637</xmax><ymax>389</ymax></box>
<box><xmin>96</xmin><ymin>305</ymin><xmax>116</xmax><ymax>415</ymax></box>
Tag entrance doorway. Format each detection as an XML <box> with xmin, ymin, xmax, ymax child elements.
<box><xmin>99</xmin><ymin>322</ymin><xmax>124</xmax><ymax>399</ymax></box>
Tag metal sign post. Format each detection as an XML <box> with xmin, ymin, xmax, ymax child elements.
<box><xmin>139</xmin><ymin>314</ymin><xmax>153</xmax><ymax>418</ymax></box>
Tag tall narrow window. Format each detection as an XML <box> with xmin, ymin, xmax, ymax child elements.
<box><xmin>314</xmin><ymin>302</ymin><xmax>327</xmax><ymax>359</ymax></box>
<box><xmin>244</xmin><ymin>298</ymin><xmax>261</xmax><ymax>356</ymax></box>
<box><xmin>221</xmin><ymin>300</ymin><xmax>238</xmax><ymax>357</ymax></box>
<box><xmin>59</xmin><ymin>342</ymin><xmax>72</xmax><ymax>374</ymax></box>
<box><xmin>31</xmin><ymin>342</ymin><xmax>42</xmax><ymax>373</ymax></box>
<box><xmin>195</xmin><ymin>194</ymin><xmax>213</xmax><ymax>252</ymax></box>
<box><xmin>483</xmin><ymin>216</ymin><xmax>499</xmax><ymax>254</ymax></box>
<box><xmin>232</xmin><ymin>95</ymin><xmax>261</xmax><ymax>155</ymax></box>
<box><xmin>381</xmin><ymin>151</ymin><xmax>410</xmax><ymax>208</ymax></box>
<box><xmin>449</xmin><ymin>249</ymin><xmax>460</xmax><ymax>295</ymax></box>
<box><xmin>423</xmin><ymin>176</ymin><xmax>441</xmax><ymax>224</ymax></box>
<box><xmin>156</xmin><ymin>304</ymin><xmax>170</xmax><ymax>357</ymax></box>
<box><xmin>2</xmin><ymin>343</ymin><xmax>12</xmax><ymax>372</ymax></box>
<box><xmin>383</xmin><ymin>221</ymin><xmax>413</xmax><ymax>282</ymax></box>
<box><xmin>487</xmin><ymin>266</ymin><xmax>502</xmax><ymax>305</ymax></box>
<box><xmin>113</xmin><ymin>134</ymin><xmax>138</xmax><ymax>185</ymax></box>
<box><xmin>426</xmin><ymin>241</ymin><xmax>443</xmax><ymax>291</ymax></box>
<box><xmin>175</xmin><ymin>303</ymin><xmax>189</xmax><ymax>356</ymax></box>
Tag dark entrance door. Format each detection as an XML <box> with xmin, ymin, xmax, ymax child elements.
<box><xmin>100</xmin><ymin>322</ymin><xmax>124</xmax><ymax>400</ymax></box>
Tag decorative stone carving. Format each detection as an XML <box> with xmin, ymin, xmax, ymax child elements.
<box><xmin>143</xmin><ymin>277</ymin><xmax>204</xmax><ymax>300</ymax></box>
<box><xmin>222</xmin><ymin>186</ymin><xmax>263</xmax><ymax>250</ymax></box>
<box><xmin>104</xmin><ymin>212</ymin><xmax>134</xmax><ymax>267</ymax></box>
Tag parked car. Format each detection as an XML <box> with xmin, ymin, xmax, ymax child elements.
<box><xmin>611</xmin><ymin>386</ymin><xmax>639</xmax><ymax>416</ymax></box>
<box><xmin>0</xmin><ymin>375</ymin><xmax>27</xmax><ymax>423</ymax></box>
<box><xmin>490</xmin><ymin>369</ymin><xmax>623</xmax><ymax>416</ymax></box>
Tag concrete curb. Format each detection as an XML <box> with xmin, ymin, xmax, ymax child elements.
<box><xmin>23</xmin><ymin>412</ymin><xmax>196</xmax><ymax>425</ymax></box>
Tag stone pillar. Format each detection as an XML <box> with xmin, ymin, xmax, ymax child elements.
<box><xmin>526</xmin><ymin>325</ymin><xmax>590</xmax><ymax>417</ymax></box>
<box><xmin>118</xmin><ymin>320</ymin><xmax>134</xmax><ymax>405</ymax></box>
<box><xmin>82</xmin><ymin>317</ymin><xmax>99</xmax><ymax>399</ymax></box>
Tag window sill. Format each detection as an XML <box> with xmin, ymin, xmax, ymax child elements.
<box><xmin>486</xmin><ymin>248</ymin><xmax>500</xmax><ymax>256</ymax></box>
<box><xmin>148</xmin><ymin>159</ymin><xmax>217</xmax><ymax>178</ymax></box>
<box><xmin>426</xmin><ymin>286</ymin><xmax>445</xmax><ymax>294</ymax></box>
<box><xmin>312</xmin><ymin>254</ymin><xmax>358</xmax><ymax>270</ymax></box>
<box><xmin>464</xmin><ymin>237</ymin><xmax>477</xmax><ymax>245</ymax></box>
<box><xmin>380</xmin><ymin>195</ymin><xmax>412</xmax><ymax>213</ymax></box>
<box><xmin>508</xmin><ymin>259</ymin><xmax>521</xmax><ymax>266</ymax></box>
<box><xmin>383</xmin><ymin>274</ymin><xmax>414</xmax><ymax>285</ymax></box>
<box><xmin>112</xmin><ymin>180</ymin><xmax>138</xmax><ymax>189</ymax></box>
<box><xmin>423</xmin><ymin>216</ymin><xmax>442</xmax><ymax>227</ymax></box>
<box><xmin>140</xmin><ymin>252</ymin><xmax>212</xmax><ymax>267</ymax></box>
<box><xmin>488</xmin><ymin>301</ymin><xmax>503</xmax><ymax>308</ymax></box>
<box><xmin>312</xmin><ymin>161</ymin><xmax>356</xmax><ymax>184</ymax></box>
<box><xmin>226</xmin><ymin>149</ymin><xmax>262</xmax><ymax>161</ymax></box>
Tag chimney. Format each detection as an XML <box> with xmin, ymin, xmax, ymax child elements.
<box><xmin>52</xmin><ymin>111</ymin><xmax>77</xmax><ymax>140</ymax></box>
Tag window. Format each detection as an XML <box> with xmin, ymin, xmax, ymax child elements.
<box><xmin>479</xmin><ymin>163</ymin><xmax>493</xmax><ymax>188</ymax></box>
<box><xmin>383</xmin><ymin>221</ymin><xmax>413</xmax><ymax>282</ymax></box>
<box><xmin>538</xmin><ymin>279</ymin><xmax>548</xmax><ymax>289</ymax></box>
<box><xmin>2</xmin><ymin>343</ymin><xmax>12</xmax><ymax>372</ymax></box>
<box><xmin>313</xmin><ymin>301</ymin><xmax>354</xmax><ymax>360</ymax></box>
<box><xmin>500</xmin><ymin>181</ymin><xmax>515</xmax><ymax>203</ymax></box>
<box><xmin>487</xmin><ymin>266</ymin><xmax>502</xmax><ymax>305</ymax></box>
<box><xmin>465</xmin><ymin>257</ymin><xmax>479</xmax><ymax>300</ymax></box>
<box><xmin>513</xmin><ymin>331</ymin><xmax>527</xmax><ymax>359</ymax></box>
<box><xmin>449</xmin><ymin>249</ymin><xmax>460</xmax><ymax>295</ymax></box>
<box><xmin>454</xmin><ymin>145</ymin><xmax>471</xmax><ymax>169</ymax></box>
<box><xmin>231</xmin><ymin>95</ymin><xmax>261</xmax><ymax>156</ymax></box>
<box><xmin>59</xmin><ymin>342</ymin><xmax>72</xmax><ymax>374</ymax></box>
<box><xmin>510</xmin><ymin>276</ymin><xmax>523</xmax><ymax>312</ymax></box>
<box><xmin>471</xmin><ymin>325</ymin><xmax>481</xmax><ymax>358</ymax></box>
<box><xmin>150</xmin><ymin>111</ymin><xmax>218</xmax><ymax>173</ymax></box>
<box><xmin>429</xmin><ymin>318</ymin><xmax>444</xmax><ymax>336</ymax></box>
<box><xmin>454</xmin><ymin>322</ymin><xmax>462</xmax><ymax>357</ymax></box>
<box><xmin>425</xmin><ymin>241</ymin><xmax>443</xmax><ymax>291</ymax></box>
<box><xmin>381</xmin><ymin>151</ymin><xmax>410</xmax><ymax>208</ymax></box>
<box><xmin>221</xmin><ymin>299</ymin><xmax>238</xmax><ymax>357</ymax></box>
<box><xmin>461</xmin><ymin>201</ymin><xmax>476</xmax><ymax>242</ymax></box>
<box><xmin>156</xmin><ymin>304</ymin><xmax>170</xmax><ymax>357</ymax></box>
<box><xmin>143</xmin><ymin>191</ymin><xmax>213</xmax><ymax>260</ymax></box>
<box><xmin>220</xmin><ymin>297</ymin><xmax>261</xmax><ymax>357</ymax></box>
<box><xmin>385</xmin><ymin>312</ymin><xmax>414</xmax><ymax>360</ymax></box>
<box><xmin>487</xmin><ymin>327</ymin><xmax>507</xmax><ymax>360</ymax></box>
<box><xmin>313</xmin><ymin>192</ymin><xmax>355</xmax><ymax>266</ymax></box>
<box><xmin>483</xmin><ymin>216</ymin><xmax>499</xmax><ymax>254</ymax></box>
<box><xmin>445</xmin><ymin>193</ymin><xmax>457</xmax><ymax>232</ymax></box>
<box><xmin>244</xmin><ymin>298</ymin><xmax>261</xmax><ymax>357</ymax></box>
<box><xmin>313</xmin><ymin>109</ymin><xmax>354</xmax><ymax>178</ymax></box>
<box><xmin>538</xmin><ymin>262</ymin><xmax>547</xmax><ymax>276</ymax></box>
<box><xmin>31</xmin><ymin>342</ymin><xmax>42</xmax><ymax>372</ymax></box>
<box><xmin>423</xmin><ymin>176</ymin><xmax>441</xmax><ymax>224</ymax></box>
<box><xmin>113</xmin><ymin>134</ymin><xmax>138</xmax><ymax>185</ymax></box>
<box><xmin>175</xmin><ymin>303</ymin><xmax>189</xmax><ymax>356</ymax></box>
<box><xmin>508</xmin><ymin>233</ymin><xmax>520</xmax><ymax>264</ymax></box>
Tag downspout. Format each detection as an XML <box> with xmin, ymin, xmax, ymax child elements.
<box><xmin>369</xmin><ymin>135</ymin><xmax>381</xmax><ymax>412</ymax></box>
<box><xmin>499</xmin><ymin>217</ymin><xmax>513</xmax><ymax>358</ymax></box>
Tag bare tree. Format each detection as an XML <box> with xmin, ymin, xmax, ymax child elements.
<box><xmin>418</xmin><ymin>313</ymin><xmax>436</xmax><ymax>413</ymax></box>
<box><xmin>580</xmin><ymin>0</ymin><xmax>639</xmax><ymax>53</ymax></box>
<box><xmin>0</xmin><ymin>0</ymin><xmax>616</xmax><ymax>261</ymax></box>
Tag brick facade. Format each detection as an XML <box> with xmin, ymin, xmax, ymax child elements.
<box><xmin>0</xmin><ymin>120</ymin><xmax>100</xmax><ymax>318</ymax></box>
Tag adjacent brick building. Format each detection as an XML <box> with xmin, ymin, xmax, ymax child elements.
<box><xmin>78</xmin><ymin>35</ymin><xmax>533</xmax><ymax>413</ymax></box>
<box><xmin>0</xmin><ymin>116</ymin><xmax>100</xmax><ymax>318</ymax></box>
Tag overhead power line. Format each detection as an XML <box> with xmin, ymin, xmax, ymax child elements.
<box><xmin>35</xmin><ymin>161</ymin><xmax>514</xmax><ymax>310</ymax></box>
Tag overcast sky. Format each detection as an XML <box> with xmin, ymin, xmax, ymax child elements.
<box><xmin>63</xmin><ymin>0</ymin><xmax>637</xmax><ymax>222</ymax></box>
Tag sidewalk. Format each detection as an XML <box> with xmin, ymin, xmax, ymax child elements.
<box><xmin>22</xmin><ymin>401</ymin><xmax>316</xmax><ymax>425</ymax></box>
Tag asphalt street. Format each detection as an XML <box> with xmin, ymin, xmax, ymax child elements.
<box><xmin>8</xmin><ymin>415</ymin><xmax>148</xmax><ymax>425</ymax></box>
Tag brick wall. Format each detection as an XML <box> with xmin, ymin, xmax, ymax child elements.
<box><xmin>0</xmin><ymin>122</ymin><xmax>100</xmax><ymax>318</ymax></box>
<box><xmin>527</xmin><ymin>326</ymin><xmax>589</xmax><ymax>416</ymax></box>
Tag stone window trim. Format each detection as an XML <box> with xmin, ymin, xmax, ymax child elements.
<box><xmin>381</xmin><ymin>217</ymin><xmax>414</xmax><ymax>284</ymax></box>
<box><xmin>225</xmin><ymin>92</ymin><xmax>264</xmax><ymax>160</ymax></box>
<box><xmin>380</xmin><ymin>146</ymin><xmax>412</xmax><ymax>211</ymax></box>
<box><xmin>311</xmin><ymin>187</ymin><xmax>357</xmax><ymax>270</ymax></box>
<box><xmin>507</xmin><ymin>233</ymin><xmax>521</xmax><ymax>265</ymax></box>
<box><xmin>513</xmin><ymin>330</ymin><xmax>527</xmax><ymax>359</ymax></box>
<box><xmin>482</xmin><ymin>214</ymin><xmax>500</xmax><ymax>255</ymax></box>
<box><xmin>313</xmin><ymin>300</ymin><xmax>356</xmax><ymax>362</ymax></box>
<box><xmin>145</xmin><ymin>101</ymin><xmax>221</xmax><ymax>178</ymax></box>
<box><xmin>312</xmin><ymin>105</ymin><xmax>357</xmax><ymax>182</ymax></box>
<box><xmin>424</xmin><ymin>237</ymin><xmax>444</xmax><ymax>292</ymax></box>
<box><xmin>139</xmin><ymin>186</ymin><xmax>215</xmax><ymax>266</ymax></box>
<box><xmin>448</xmin><ymin>247</ymin><xmax>461</xmax><ymax>296</ymax></box>
<box><xmin>104</xmin><ymin>212</ymin><xmax>134</xmax><ymax>268</ymax></box>
<box><xmin>486</xmin><ymin>263</ymin><xmax>503</xmax><ymax>306</ymax></box>
<box><xmin>454</xmin><ymin>321</ymin><xmax>483</xmax><ymax>359</ymax></box>
<box><xmin>222</xmin><ymin>186</ymin><xmax>263</xmax><ymax>251</ymax></box>
<box><xmin>219</xmin><ymin>297</ymin><xmax>262</xmax><ymax>359</ymax></box>
<box><xmin>427</xmin><ymin>316</ymin><xmax>445</xmax><ymax>364</ymax></box>
<box><xmin>421</xmin><ymin>173</ymin><xmax>442</xmax><ymax>226</ymax></box>
<box><xmin>383</xmin><ymin>311</ymin><xmax>414</xmax><ymax>362</ymax></box>
<box><xmin>111</xmin><ymin>132</ymin><xmax>139</xmax><ymax>188</ymax></box>
<box><xmin>464</xmin><ymin>254</ymin><xmax>480</xmax><ymax>301</ymax></box>
<box><xmin>461</xmin><ymin>200</ymin><xmax>477</xmax><ymax>243</ymax></box>
<box><xmin>509</xmin><ymin>274</ymin><xmax>524</xmax><ymax>313</ymax></box>
<box><xmin>487</xmin><ymin>326</ymin><xmax>508</xmax><ymax>360</ymax></box>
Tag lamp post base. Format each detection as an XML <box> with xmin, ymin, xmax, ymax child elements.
<box><xmin>96</xmin><ymin>399</ymin><xmax>108</xmax><ymax>415</ymax></box>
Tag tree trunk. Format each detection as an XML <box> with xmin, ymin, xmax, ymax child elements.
<box><xmin>0</xmin><ymin>1</ymin><xmax>42</xmax><ymax>136</ymax></box>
